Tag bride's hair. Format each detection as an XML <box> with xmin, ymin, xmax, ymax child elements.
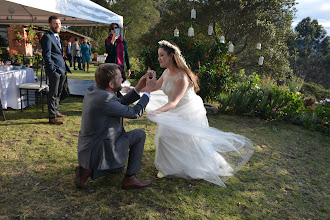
<box><xmin>158</xmin><ymin>41</ymin><xmax>199</xmax><ymax>92</ymax></box>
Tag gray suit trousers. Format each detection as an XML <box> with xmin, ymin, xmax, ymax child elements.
<box><xmin>48</xmin><ymin>71</ymin><xmax>66</xmax><ymax>118</ymax></box>
<box><xmin>91</xmin><ymin>129</ymin><xmax>146</xmax><ymax>180</ymax></box>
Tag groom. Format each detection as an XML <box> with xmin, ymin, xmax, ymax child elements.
<box><xmin>75</xmin><ymin>63</ymin><xmax>156</xmax><ymax>189</ymax></box>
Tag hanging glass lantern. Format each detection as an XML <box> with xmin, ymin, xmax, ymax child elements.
<box><xmin>258</xmin><ymin>56</ymin><xmax>264</xmax><ymax>65</ymax></box>
<box><xmin>188</xmin><ymin>26</ymin><xmax>194</xmax><ymax>37</ymax></box>
<box><xmin>228</xmin><ymin>43</ymin><xmax>234</xmax><ymax>53</ymax></box>
<box><xmin>191</xmin><ymin>8</ymin><xmax>196</xmax><ymax>19</ymax></box>
<box><xmin>174</xmin><ymin>27</ymin><xmax>179</xmax><ymax>37</ymax></box>
<box><xmin>208</xmin><ymin>24</ymin><xmax>213</xmax><ymax>35</ymax></box>
<box><xmin>256</xmin><ymin>43</ymin><xmax>261</xmax><ymax>50</ymax></box>
<box><xmin>220</xmin><ymin>35</ymin><xmax>225</xmax><ymax>43</ymax></box>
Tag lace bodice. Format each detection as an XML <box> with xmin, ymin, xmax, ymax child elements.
<box><xmin>161</xmin><ymin>70</ymin><xmax>195</xmax><ymax>106</ymax></box>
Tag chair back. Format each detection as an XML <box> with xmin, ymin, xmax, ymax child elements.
<box><xmin>38</xmin><ymin>59</ymin><xmax>47</xmax><ymax>87</ymax></box>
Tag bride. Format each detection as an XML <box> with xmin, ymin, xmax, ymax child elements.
<box><xmin>146</xmin><ymin>40</ymin><xmax>254</xmax><ymax>187</ymax></box>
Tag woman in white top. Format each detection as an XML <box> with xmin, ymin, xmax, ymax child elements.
<box><xmin>146</xmin><ymin>40</ymin><xmax>254</xmax><ymax>187</ymax></box>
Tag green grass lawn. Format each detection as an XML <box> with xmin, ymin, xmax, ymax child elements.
<box><xmin>66</xmin><ymin>62</ymin><xmax>97</xmax><ymax>80</ymax></box>
<box><xmin>0</xmin><ymin>67</ymin><xmax>329</xmax><ymax>219</ymax></box>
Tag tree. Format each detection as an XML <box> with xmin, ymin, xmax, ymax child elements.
<box><xmin>139</xmin><ymin>0</ymin><xmax>297</xmax><ymax>79</ymax></box>
<box><xmin>69</xmin><ymin>0</ymin><xmax>160</xmax><ymax>56</ymax></box>
<box><xmin>109</xmin><ymin>0</ymin><xmax>160</xmax><ymax>56</ymax></box>
<box><xmin>288</xmin><ymin>17</ymin><xmax>330</xmax><ymax>88</ymax></box>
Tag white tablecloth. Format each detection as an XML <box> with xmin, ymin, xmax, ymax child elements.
<box><xmin>97</xmin><ymin>55</ymin><xmax>106</xmax><ymax>63</ymax></box>
<box><xmin>0</xmin><ymin>68</ymin><xmax>35</xmax><ymax>109</ymax></box>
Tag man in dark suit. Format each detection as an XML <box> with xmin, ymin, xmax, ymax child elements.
<box><xmin>75</xmin><ymin>63</ymin><xmax>156</xmax><ymax>189</ymax></box>
<box><xmin>41</xmin><ymin>16</ymin><xmax>71</xmax><ymax>125</ymax></box>
<box><xmin>66</xmin><ymin>41</ymin><xmax>72</xmax><ymax>67</ymax></box>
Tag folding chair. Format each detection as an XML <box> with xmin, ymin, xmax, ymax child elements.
<box><xmin>19</xmin><ymin>60</ymin><xmax>48</xmax><ymax>112</ymax></box>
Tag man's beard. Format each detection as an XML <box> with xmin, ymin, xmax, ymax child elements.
<box><xmin>51</xmin><ymin>26</ymin><xmax>60</xmax><ymax>33</ymax></box>
<box><xmin>113</xmin><ymin>84</ymin><xmax>122</xmax><ymax>92</ymax></box>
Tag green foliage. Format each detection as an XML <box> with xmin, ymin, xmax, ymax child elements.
<box><xmin>139</xmin><ymin>0</ymin><xmax>296</xmax><ymax>79</ymax></box>
<box><xmin>218</xmin><ymin>73</ymin><xmax>329</xmax><ymax>133</ymax></box>
<box><xmin>287</xmin><ymin>17</ymin><xmax>330</xmax><ymax>89</ymax></box>
<box><xmin>301</xmin><ymin>82</ymin><xmax>330</xmax><ymax>101</ymax></box>
<box><xmin>219</xmin><ymin>73</ymin><xmax>305</xmax><ymax>121</ymax></box>
<box><xmin>138</xmin><ymin>34</ymin><xmax>211</xmax><ymax>78</ymax></box>
<box><xmin>0</xmin><ymin>48</ymin><xmax>9</xmax><ymax>62</ymax></box>
<box><xmin>293</xmin><ymin>99</ymin><xmax>330</xmax><ymax>134</ymax></box>
<box><xmin>109</xmin><ymin>0</ymin><xmax>160</xmax><ymax>57</ymax></box>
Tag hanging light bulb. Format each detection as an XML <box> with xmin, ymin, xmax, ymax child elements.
<box><xmin>191</xmin><ymin>8</ymin><xmax>196</xmax><ymax>19</ymax></box>
<box><xmin>208</xmin><ymin>24</ymin><xmax>213</xmax><ymax>35</ymax></box>
<box><xmin>220</xmin><ymin>35</ymin><xmax>225</xmax><ymax>43</ymax></box>
<box><xmin>228</xmin><ymin>43</ymin><xmax>234</xmax><ymax>53</ymax></box>
<box><xmin>258</xmin><ymin>56</ymin><xmax>264</xmax><ymax>65</ymax></box>
<box><xmin>256</xmin><ymin>43</ymin><xmax>261</xmax><ymax>50</ymax></box>
<box><xmin>188</xmin><ymin>26</ymin><xmax>194</xmax><ymax>37</ymax></box>
<box><xmin>174</xmin><ymin>26</ymin><xmax>179</xmax><ymax>37</ymax></box>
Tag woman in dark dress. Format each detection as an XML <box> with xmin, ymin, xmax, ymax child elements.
<box><xmin>105</xmin><ymin>23</ymin><xmax>131</xmax><ymax>80</ymax></box>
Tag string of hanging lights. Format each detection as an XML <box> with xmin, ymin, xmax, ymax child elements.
<box><xmin>172</xmin><ymin>5</ymin><xmax>264</xmax><ymax>65</ymax></box>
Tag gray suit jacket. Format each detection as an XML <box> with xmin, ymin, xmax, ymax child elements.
<box><xmin>77</xmin><ymin>86</ymin><xmax>149</xmax><ymax>171</ymax></box>
<box><xmin>72</xmin><ymin>41</ymin><xmax>81</xmax><ymax>57</ymax></box>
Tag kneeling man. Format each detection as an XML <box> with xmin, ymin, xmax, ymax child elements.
<box><xmin>75</xmin><ymin>63</ymin><xmax>156</xmax><ymax>189</ymax></box>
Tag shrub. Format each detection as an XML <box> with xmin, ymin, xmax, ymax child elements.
<box><xmin>301</xmin><ymin>82</ymin><xmax>330</xmax><ymax>101</ymax></box>
<box><xmin>219</xmin><ymin>73</ymin><xmax>304</xmax><ymax>121</ymax></box>
<box><xmin>293</xmin><ymin>99</ymin><xmax>330</xmax><ymax>134</ymax></box>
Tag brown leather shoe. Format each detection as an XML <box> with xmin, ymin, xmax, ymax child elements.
<box><xmin>122</xmin><ymin>175</ymin><xmax>151</xmax><ymax>190</ymax></box>
<box><xmin>49</xmin><ymin>118</ymin><xmax>63</xmax><ymax>125</ymax></box>
<box><xmin>74</xmin><ymin>166</ymin><xmax>92</xmax><ymax>189</ymax></box>
<box><xmin>56</xmin><ymin>113</ymin><xmax>67</xmax><ymax>118</ymax></box>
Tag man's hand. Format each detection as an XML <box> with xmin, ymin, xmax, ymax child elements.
<box><xmin>134</xmin><ymin>73</ymin><xmax>148</xmax><ymax>93</ymax></box>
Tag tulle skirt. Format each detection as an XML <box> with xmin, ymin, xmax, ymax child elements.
<box><xmin>146</xmin><ymin>92</ymin><xmax>254</xmax><ymax>187</ymax></box>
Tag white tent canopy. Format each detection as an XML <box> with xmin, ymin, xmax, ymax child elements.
<box><xmin>0</xmin><ymin>0</ymin><xmax>123</xmax><ymax>27</ymax></box>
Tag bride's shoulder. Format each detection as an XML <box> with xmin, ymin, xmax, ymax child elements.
<box><xmin>161</xmin><ymin>68</ymin><xmax>169</xmax><ymax>77</ymax></box>
<box><xmin>177</xmin><ymin>72</ymin><xmax>189</xmax><ymax>81</ymax></box>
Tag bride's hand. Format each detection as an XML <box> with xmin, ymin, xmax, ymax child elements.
<box><xmin>147</xmin><ymin>111</ymin><xmax>161</xmax><ymax>118</ymax></box>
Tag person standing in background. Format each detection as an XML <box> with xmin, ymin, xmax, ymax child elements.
<box><xmin>72</xmin><ymin>37</ymin><xmax>82</xmax><ymax>70</ymax></box>
<box><xmin>105</xmin><ymin>23</ymin><xmax>131</xmax><ymax>80</ymax></box>
<box><xmin>66</xmin><ymin>41</ymin><xmax>72</xmax><ymax>67</ymax></box>
<box><xmin>41</xmin><ymin>15</ymin><xmax>71</xmax><ymax>125</ymax></box>
<box><xmin>81</xmin><ymin>38</ymin><xmax>92</xmax><ymax>73</ymax></box>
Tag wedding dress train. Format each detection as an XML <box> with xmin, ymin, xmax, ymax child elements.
<box><xmin>146</xmin><ymin>71</ymin><xmax>254</xmax><ymax>187</ymax></box>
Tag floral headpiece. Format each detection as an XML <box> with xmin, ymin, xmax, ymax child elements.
<box><xmin>158</xmin><ymin>40</ymin><xmax>181</xmax><ymax>55</ymax></box>
<box><xmin>158</xmin><ymin>40</ymin><xmax>188</xmax><ymax>68</ymax></box>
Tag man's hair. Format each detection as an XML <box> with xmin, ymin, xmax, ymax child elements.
<box><xmin>75</xmin><ymin>37</ymin><xmax>78</xmax><ymax>41</ymax></box>
<box><xmin>48</xmin><ymin>16</ymin><xmax>59</xmax><ymax>24</ymax></box>
<box><xmin>95</xmin><ymin>63</ymin><xmax>120</xmax><ymax>89</ymax></box>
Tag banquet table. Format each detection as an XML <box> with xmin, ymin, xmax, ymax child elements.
<box><xmin>0</xmin><ymin>67</ymin><xmax>35</xmax><ymax>109</ymax></box>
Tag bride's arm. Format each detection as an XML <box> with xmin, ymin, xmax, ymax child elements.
<box><xmin>155</xmin><ymin>78</ymin><xmax>189</xmax><ymax>112</ymax></box>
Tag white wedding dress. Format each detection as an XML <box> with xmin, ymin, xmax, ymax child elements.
<box><xmin>146</xmin><ymin>70</ymin><xmax>254</xmax><ymax>187</ymax></box>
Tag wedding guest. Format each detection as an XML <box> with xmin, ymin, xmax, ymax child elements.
<box><xmin>75</xmin><ymin>63</ymin><xmax>157</xmax><ymax>189</ymax></box>
<box><xmin>105</xmin><ymin>23</ymin><xmax>131</xmax><ymax>80</ymax></box>
<box><xmin>72</xmin><ymin>37</ymin><xmax>82</xmax><ymax>70</ymax></box>
<box><xmin>66</xmin><ymin>41</ymin><xmax>72</xmax><ymax>67</ymax></box>
<box><xmin>81</xmin><ymin>38</ymin><xmax>92</xmax><ymax>73</ymax></box>
<box><xmin>41</xmin><ymin>15</ymin><xmax>71</xmax><ymax>125</ymax></box>
<box><xmin>146</xmin><ymin>40</ymin><xmax>254</xmax><ymax>187</ymax></box>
